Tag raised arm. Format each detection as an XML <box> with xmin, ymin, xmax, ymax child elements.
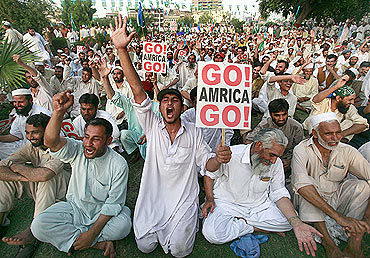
<box><xmin>44</xmin><ymin>92</ymin><xmax>74</xmax><ymax>151</ymax></box>
<box><xmin>12</xmin><ymin>54</ymin><xmax>37</xmax><ymax>77</ymax></box>
<box><xmin>96</xmin><ymin>59</ymin><xmax>114</xmax><ymax>99</ymax></box>
<box><xmin>110</xmin><ymin>15</ymin><xmax>146</xmax><ymax>104</ymax></box>
<box><xmin>311</xmin><ymin>75</ymin><xmax>349</xmax><ymax>103</ymax></box>
<box><xmin>269</xmin><ymin>74</ymin><xmax>306</xmax><ymax>84</ymax></box>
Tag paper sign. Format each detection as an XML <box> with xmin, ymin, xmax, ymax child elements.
<box><xmin>142</xmin><ymin>42</ymin><xmax>167</xmax><ymax>73</ymax></box>
<box><xmin>61</xmin><ymin>119</ymin><xmax>79</xmax><ymax>139</ymax></box>
<box><xmin>77</xmin><ymin>46</ymin><xmax>86</xmax><ymax>54</ymax></box>
<box><xmin>170</xmin><ymin>21</ymin><xmax>177</xmax><ymax>32</ymax></box>
<box><xmin>196</xmin><ymin>62</ymin><xmax>252</xmax><ymax>130</ymax></box>
<box><xmin>178</xmin><ymin>50</ymin><xmax>187</xmax><ymax>57</ymax></box>
<box><xmin>0</xmin><ymin>117</ymin><xmax>15</xmax><ymax>134</ymax></box>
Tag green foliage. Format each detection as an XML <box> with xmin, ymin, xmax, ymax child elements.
<box><xmin>93</xmin><ymin>17</ymin><xmax>115</xmax><ymax>27</ymax></box>
<box><xmin>0</xmin><ymin>0</ymin><xmax>55</xmax><ymax>33</ymax></box>
<box><xmin>61</xmin><ymin>0</ymin><xmax>97</xmax><ymax>28</ymax></box>
<box><xmin>258</xmin><ymin>0</ymin><xmax>370</xmax><ymax>23</ymax></box>
<box><xmin>0</xmin><ymin>39</ymin><xmax>38</xmax><ymax>90</ymax></box>
<box><xmin>95</xmin><ymin>32</ymin><xmax>110</xmax><ymax>47</ymax></box>
<box><xmin>199</xmin><ymin>12</ymin><xmax>213</xmax><ymax>24</ymax></box>
<box><xmin>231</xmin><ymin>18</ymin><xmax>244</xmax><ymax>33</ymax></box>
<box><xmin>51</xmin><ymin>37</ymin><xmax>68</xmax><ymax>54</ymax></box>
<box><xmin>178</xmin><ymin>16</ymin><xmax>194</xmax><ymax>27</ymax></box>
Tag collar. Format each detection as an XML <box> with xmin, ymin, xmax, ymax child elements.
<box><xmin>160</xmin><ymin>117</ymin><xmax>188</xmax><ymax>134</ymax></box>
<box><xmin>241</xmin><ymin>144</ymin><xmax>253</xmax><ymax>164</ymax></box>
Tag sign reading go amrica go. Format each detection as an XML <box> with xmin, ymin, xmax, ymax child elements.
<box><xmin>196</xmin><ymin>62</ymin><xmax>252</xmax><ymax>130</ymax></box>
<box><xmin>142</xmin><ymin>42</ymin><xmax>167</xmax><ymax>73</ymax></box>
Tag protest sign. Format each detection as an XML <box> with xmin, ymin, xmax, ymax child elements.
<box><xmin>77</xmin><ymin>46</ymin><xmax>86</xmax><ymax>54</ymax></box>
<box><xmin>0</xmin><ymin>117</ymin><xmax>15</xmax><ymax>134</ymax></box>
<box><xmin>142</xmin><ymin>42</ymin><xmax>167</xmax><ymax>73</ymax></box>
<box><xmin>178</xmin><ymin>50</ymin><xmax>187</xmax><ymax>57</ymax></box>
<box><xmin>61</xmin><ymin>119</ymin><xmax>79</xmax><ymax>139</ymax></box>
<box><xmin>170</xmin><ymin>21</ymin><xmax>177</xmax><ymax>32</ymax></box>
<box><xmin>236</xmin><ymin>54</ymin><xmax>249</xmax><ymax>64</ymax></box>
<box><xmin>196</xmin><ymin>62</ymin><xmax>252</xmax><ymax>130</ymax></box>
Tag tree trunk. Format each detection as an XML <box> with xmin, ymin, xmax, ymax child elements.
<box><xmin>294</xmin><ymin>1</ymin><xmax>313</xmax><ymax>27</ymax></box>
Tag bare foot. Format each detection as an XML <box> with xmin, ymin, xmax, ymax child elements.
<box><xmin>2</xmin><ymin>227</ymin><xmax>35</xmax><ymax>246</ymax></box>
<box><xmin>325</xmin><ymin>245</ymin><xmax>350</xmax><ymax>258</ymax></box>
<box><xmin>92</xmin><ymin>241</ymin><xmax>116</xmax><ymax>258</ymax></box>
<box><xmin>253</xmin><ymin>227</ymin><xmax>285</xmax><ymax>237</ymax></box>
<box><xmin>343</xmin><ymin>245</ymin><xmax>365</xmax><ymax>258</ymax></box>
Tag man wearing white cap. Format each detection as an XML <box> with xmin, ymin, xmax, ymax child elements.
<box><xmin>0</xmin><ymin>89</ymin><xmax>51</xmax><ymax>160</ymax></box>
<box><xmin>1</xmin><ymin>21</ymin><xmax>22</xmax><ymax>47</ymax></box>
<box><xmin>292</xmin><ymin>63</ymin><xmax>319</xmax><ymax>112</ymax></box>
<box><xmin>292</xmin><ymin>112</ymin><xmax>370</xmax><ymax>258</ymax></box>
<box><xmin>12</xmin><ymin>54</ymin><xmax>53</xmax><ymax>112</ymax></box>
<box><xmin>34</xmin><ymin>62</ymin><xmax>55</xmax><ymax>83</ymax></box>
<box><xmin>105</xmin><ymin>66</ymin><xmax>133</xmax><ymax>127</ymax></box>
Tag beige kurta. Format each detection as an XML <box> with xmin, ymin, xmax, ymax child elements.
<box><xmin>291</xmin><ymin>138</ymin><xmax>370</xmax><ymax>221</ymax></box>
<box><xmin>292</xmin><ymin>76</ymin><xmax>319</xmax><ymax>109</ymax></box>
<box><xmin>0</xmin><ymin>143</ymin><xmax>69</xmax><ymax>217</ymax></box>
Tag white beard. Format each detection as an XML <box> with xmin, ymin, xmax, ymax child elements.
<box><xmin>251</xmin><ymin>153</ymin><xmax>271</xmax><ymax>176</ymax></box>
<box><xmin>317</xmin><ymin>133</ymin><xmax>339</xmax><ymax>151</ymax></box>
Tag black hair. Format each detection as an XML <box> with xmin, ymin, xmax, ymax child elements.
<box><xmin>277</xmin><ymin>60</ymin><xmax>289</xmax><ymax>68</ymax></box>
<box><xmin>327</xmin><ymin>54</ymin><xmax>338</xmax><ymax>61</ymax></box>
<box><xmin>82</xmin><ymin>67</ymin><xmax>92</xmax><ymax>75</ymax></box>
<box><xmin>268</xmin><ymin>98</ymin><xmax>289</xmax><ymax>114</ymax></box>
<box><xmin>360</xmin><ymin>61</ymin><xmax>370</xmax><ymax>68</ymax></box>
<box><xmin>86</xmin><ymin>118</ymin><xmax>113</xmax><ymax>138</ymax></box>
<box><xmin>26</xmin><ymin>113</ymin><xmax>50</xmax><ymax>130</ymax></box>
<box><xmin>253</xmin><ymin>62</ymin><xmax>263</xmax><ymax>68</ymax></box>
<box><xmin>344</xmin><ymin>69</ymin><xmax>356</xmax><ymax>81</ymax></box>
<box><xmin>190</xmin><ymin>87</ymin><xmax>197</xmax><ymax>102</ymax></box>
<box><xmin>79</xmin><ymin>93</ymin><xmax>99</xmax><ymax>107</ymax></box>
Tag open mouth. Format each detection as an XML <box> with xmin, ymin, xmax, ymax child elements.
<box><xmin>166</xmin><ymin>107</ymin><xmax>174</xmax><ymax>118</ymax></box>
<box><xmin>85</xmin><ymin>148</ymin><xmax>95</xmax><ymax>155</ymax></box>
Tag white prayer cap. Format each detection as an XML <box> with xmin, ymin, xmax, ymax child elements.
<box><xmin>350</xmin><ymin>53</ymin><xmax>359</xmax><ymax>59</ymax></box>
<box><xmin>34</xmin><ymin>62</ymin><xmax>44</xmax><ymax>66</ymax></box>
<box><xmin>55</xmin><ymin>63</ymin><xmax>64</xmax><ymax>69</ymax></box>
<box><xmin>57</xmin><ymin>49</ymin><xmax>64</xmax><ymax>53</ymax></box>
<box><xmin>12</xmin><ymin>88</ymin><xmax>32</xmax><ymax>97</ymax></box>
<box><xmin>112</xmin><ymin>66</ymin><xmax>123</xmax><ymax>72</ymax></box>
<box><xmin>303</xmin><ymin>63</ymin><xmax>314</xmax><ymax>69</ymax></box>
<box><xmin>2</xmin><ymin>21</ymin><xmax>11</xmax><ymax>26</ymax></box>
<box><xmin>310</xmin><ymin>112</ymin><xmax>338</xmax><ymax>128</ymax></box>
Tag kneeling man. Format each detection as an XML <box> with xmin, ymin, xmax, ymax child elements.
<box><xmin>31</xmin><ymin>92</ymin><xmax>132</xmax><ymax>257</ymax></box>
<box><xmin>202</xmin><ymin>128</ymin><xmax>322</xmax><ymax>257</ymax></box>
<box><xmin>292</xmin><ymin>112</ymin><xmax>370</xmax><ymax>258</ymax></box>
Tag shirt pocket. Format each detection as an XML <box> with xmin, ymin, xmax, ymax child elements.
<box><xmin>253</xmin><ymin>177</ymin><xmax>270</xmax><ymax>193</ymax></box>
<box><xmin>172</xmin><ymin>146</ymin><xmax>192</xmax><ymax>164</ymax></box>
<box><xmin>326</xmin><ymin>165</ymin><xmax>346</xmax><ymax>182</ymax></box>
<box><xmin>91</xmin><ymin>179</ymin><xmax>110</xmax><ymax>202</ymax></box>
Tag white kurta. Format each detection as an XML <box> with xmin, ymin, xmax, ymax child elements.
<box><xmin>23</xmin><ymin>32</ymin><xmax>50</xmax><ymax>62</ymax></box>
<box><xmin>132</xmin><ymin>97</ymin><xmax>214</xmax><ymax>255</ymax></box>
<box><xmin>202</xmin><ymin>144</ymin><xmax>292</xmax><ymax>244</ymax></box>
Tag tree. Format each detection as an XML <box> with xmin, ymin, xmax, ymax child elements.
<box><xmin>0</xmin><ymin>0</ymin><xmax>55</xmax><ymax>33</ymax></box>
<box><xmin>178</xmin><ymin>16</ymin><xmax>194</xmax><ymax>27</ymax></box>
<box><xmin>231</xmin><ymin>18</ymin><xmax>244</xmax><ymax>33</ymax></box>
<box><xmin>259</xmin><ymin>0</ymin><xmax>370</xmax><ymax>26</ymax></box>
<box><xmin>61</xmin><ymin>0</ymin><xmax>96</xmax><ymax>28</ymax></box>
<box><xmin>199</xmin><ymin>12</ymin><xmax>213</xmax><ymax>24</ymax></box>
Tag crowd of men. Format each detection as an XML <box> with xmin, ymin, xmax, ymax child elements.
<box><xmin>0</xmin><ymin>13</ymin><xmax>370</xmax><ymax>258</ymax></box>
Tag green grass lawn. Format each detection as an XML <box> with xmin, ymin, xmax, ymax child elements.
<box><xmin>1</xmin><ymin>155</ymin><xmax>370</xmax><ymax>258</ymax></box>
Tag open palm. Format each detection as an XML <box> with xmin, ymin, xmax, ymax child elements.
<box><xmin>110</xmin><ymin>14</ymin><xmax>136</xmax><ymax>50</ymax></box>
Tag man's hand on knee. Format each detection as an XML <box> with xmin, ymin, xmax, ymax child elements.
<box><xmin>73</xmin><ymin>230</ymin><xmax>96</xmax><ymax>250</ymax></box>
<box><xmin>336</xmin><ymin>214</ymin><xmax>370</xmax><ymax>238</ymax></box>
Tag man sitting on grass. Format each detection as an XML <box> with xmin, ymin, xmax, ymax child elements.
<box><xmin>30</xmin><ymin>92</ymin><xmax>131</xmax><ymax>258</ymax></box>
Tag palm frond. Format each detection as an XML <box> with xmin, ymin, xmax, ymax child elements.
<box><xmin>0</xmin><ymin>38</ymin><xmax>40</xmax><ymax>91</ymax></box>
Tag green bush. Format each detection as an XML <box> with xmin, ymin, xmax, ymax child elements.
<box><xmin>95</xmin><ymin>32</ymin><xmax>110</xmax><ymax>47</ymax></box>
<box><xmin>51</xmin><ymin>37</ymin><xmax>68</xmax><ymax>55</ymax></box>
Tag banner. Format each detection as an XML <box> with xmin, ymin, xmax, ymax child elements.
<box><xmin>77</xmin><ymin>46</ymin><xmax>86</xmax><ymax>54</ymax></box>
<box><xmin>0</xmin><ymin>117</ymin><xmax>15</xmax><ymax>134</ymax></box>
<box><xmin>142</xmin><ymin>42</ymin><xmax>167</xmax><ymax>73</ymax></box>
<box><xmin>196</xmin><ymin>62</ymin><xmax>252</xmax><ymax>130</ymax></box>
<box><xmin>61</xmin><ymin>119</ymin><xmax>79</xmax><ymax>139</ymax></box>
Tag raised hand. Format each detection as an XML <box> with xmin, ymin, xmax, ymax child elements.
<box><xmin>110</xmin><ymin>14</ymin><xmax>136</xmax><ymax>50</ymax></box>
<box><xmin>52</xmin><ymin>91</ymin><xmax>74</xmax><ymax>114</ymax></box>
<box><xmin>95</xmin><ymin>58</ymin><xmax>111</xmax><ymax>78</ymax></box>
<box><xmin>215</xmin><ymin>143</ymin><xmax>232</xmax><ymax>164</ymax></box>
<box><xmin>12</xmin><ymin>54</ymin><xmax>23</xmax><ymax>65</ymax></box>
<box><xmin>291</xmin><ymin>75</ymin><xmax>307</xmax><ymax>84</ymax></box>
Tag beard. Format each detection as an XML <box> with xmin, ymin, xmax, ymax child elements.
<box><xmin>251</xmin><ymin>153</ymin><xmax>272</xmax><ymax>176</ymax></box>
<box><xmin>337</xmin><ymin>101</ymin><xmax>350</xmax><ymax>114</ymax></box>
<box><xmin>15</xmin><ymin>102</ymin><xmax>33</xmax><ymax>116</ymax></box>
<box><xmin>113</xmin><ymin>77</ymin><xmax>123</xmax><ymax>83</ymax></box>
<box><xmin>30</xmin><ymin>138</ymin><xmax>43</xmax><ymax>147</ymax></box>
<box><xmin>317</xmin><ymin>132</ymin><xmax>339</xmax><ymax>151</ymax></box>
<box><xmin>189</xmin><ymin>63</ymin><xmax>195</xmax><ymax>69</ymax></box>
